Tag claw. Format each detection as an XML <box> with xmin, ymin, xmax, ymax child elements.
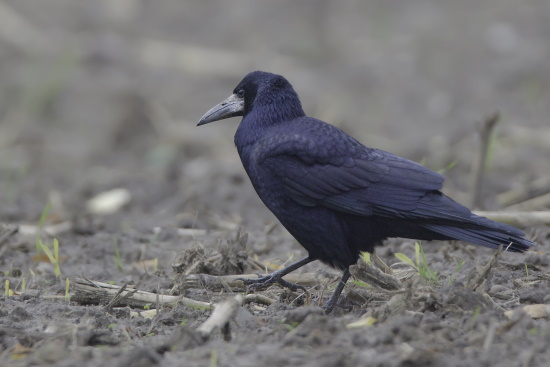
<box><xmin>236</xmin><ymin>256</ymin><xmax>313</xmax><ymax>294</ymax></box>
<box><xmin>239</xmin><ymin>273</ymin><xmax>306</xmax><ymax>293</ymax></box>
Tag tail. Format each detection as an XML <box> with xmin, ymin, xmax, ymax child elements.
<box><xmin>421</xmin><ymin>220</ymin><xmax>534</xmax><ymax>252</ymax></box>
<box><xmin>414</xmin><ymin>192</ymin><xmax>536</xmax><ymax>252</ymax></box>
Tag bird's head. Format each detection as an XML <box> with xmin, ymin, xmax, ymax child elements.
<box><xmin>197</xmin><ymin>71</ymin><xmax>305</xmax><ymax>126</ymax></box>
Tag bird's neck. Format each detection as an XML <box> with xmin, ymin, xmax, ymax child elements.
<box><xmin>234</xmin><ymin>102</ymin><xmax>305</xmax><ymax>149</ymax></box>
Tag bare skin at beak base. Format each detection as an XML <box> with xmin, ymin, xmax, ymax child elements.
<box><xmin>197</xmin><ymin>93</ymin><xmax>244</xmax><ymax>126</ymax></box>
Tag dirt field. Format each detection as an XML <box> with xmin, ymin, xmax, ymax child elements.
<box><xmin>1</xmin><ymin>1</ymin><xmax>550</xmax><ymax>366</ymax></box>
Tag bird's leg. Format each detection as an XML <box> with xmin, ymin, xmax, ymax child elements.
<box><xmin>322</xmin><ymin>268</ymin><xmax>351</xmax><ymax>314</ymax></box>
<box><xmin>240</xmin><ymin>256</ymin><xmax>313</xmax><ymax>293</ymax></box>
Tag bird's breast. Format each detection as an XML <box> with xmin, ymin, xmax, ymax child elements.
<box><xmin>237</xmin><ymin>146</ymin><xmax>287</xmax><ymax>210</ymax></box>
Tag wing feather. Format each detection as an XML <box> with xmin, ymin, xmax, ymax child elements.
<box><xmin>260</xmin><ymin>139</ymin><xmax>444</xmax><ymax>216</ymax></box>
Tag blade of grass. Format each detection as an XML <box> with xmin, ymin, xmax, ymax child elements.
<box><xmin>449</xmin><ymin>260</ymin><xmax>465</xmax><ymax>285</ymax></box>
<box><xmin>415</xmin><ymin>242</ymin><xmax>422</xmax><ymax>268</ymax></box>
<box><xmin>39</xmin><ymin>239</ymin><xmax>60</xmax><ymax>278</ymax></box>
<box><xmin>35</xmin><ymin>202</ymin><xmax>51</xmax><ymax>254</ymax></box>
<box><xmin>6</xmin><ymin>280</ymin><xmax>14</xmax><ymax>296</ymax></box>
<box><xmin>437</xmin><ymin>161</ymin><xmax>457</xmax><ymax>175</ymax></box>
<box><xmin>394</xmin><ymin>253</ymin><xmax>418</xmax><ymax>270</ymax></box>
<box><xmin>360</xmin><ymin>252</ymin><xmax>372</xmax><ymax>266</ymax></box>
<box><xmin>114</xmin><ymin>239</ymin><xmax>123</xmax><ymax>272</ymax></box>
<box><xmin>65</xmin><ymin>278</ymin><xmax>70</xmax><ymax>301</ymax></box>
<box><xmin>418</xmin><ymin>243</ymin><xmax>438</xmax><ymax>284</ymax></box>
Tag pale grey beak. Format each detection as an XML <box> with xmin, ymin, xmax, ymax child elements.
<box><xmin>197</xmin><ymin>94</ymin><xmax>244</xmax><ymax>126</ymax></box>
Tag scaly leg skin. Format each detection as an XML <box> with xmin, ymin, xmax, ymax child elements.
<box><xmin>240</xmin><ymin>256</ymin><xmax>313</xmax><ymax>293</ymax></box>
<box><xmin>322</xmin><ymin>268</ymin><xmax>351</xmax><ymax>314</ymax></box>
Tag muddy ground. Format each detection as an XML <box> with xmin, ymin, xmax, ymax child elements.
<box><xmin>1</xmin><ymin>1</ymin><xmax>550</xmax><ymax>366</ymax></box>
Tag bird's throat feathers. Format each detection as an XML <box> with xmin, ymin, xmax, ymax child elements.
<box><xmin>235</xmin><ymin>88</ymin><xmax>305</xmax><ymax>148</ymax></box>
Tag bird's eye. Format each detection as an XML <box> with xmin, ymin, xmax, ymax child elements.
<box><xmin>236</xmin><ymin>89</ymin><xmax>245</xmax><ymax>98</ymax></box>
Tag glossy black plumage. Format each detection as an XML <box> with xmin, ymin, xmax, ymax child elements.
<box><xmin>198</xmin><ymin>71</ymin><xmax>535</xmax><ymax>312</ymax></box>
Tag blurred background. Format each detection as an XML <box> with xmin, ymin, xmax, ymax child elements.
<box><xmin>0</xmin><ymin>0</ymin><xmax>549</xmax><ymax>230</ymax></box>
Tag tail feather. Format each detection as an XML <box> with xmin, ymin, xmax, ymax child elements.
<box><xmin>413</xmin><ymin>192</ymin><xmax>536</xmax><ymax>252</ymax></box>
<box><xmin>421</xmin><ymin>222</ymin><xmax>535</xmax><ymax>253</ymax></box>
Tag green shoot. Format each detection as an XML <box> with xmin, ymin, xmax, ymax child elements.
<box><xmin>448</xmin><ymin>260</ymin><xmax>465</xmax><ymax>285</ymax></box>
<box><xmin>190</xmin><ymin>304</ymin><xmax>211</xmax><ymax>311</ymax></box>
<box><xmin>65</xmin><ymin>278</ymin><xmax>70</xmax><ymax>301</ymax></box>
<box><xmin>55</xmin><ymin>239</ymin><xmax>59</xmax><ymax>268</ymax></box>
<box><xmin>415</xmin><ymin>243</ymin><xmax>421</xmax><ymax>267</ymax></box>
<box><xmin>469</xmin><ymin>306</ymin><xmax>482</xmax><ymax>330</ymax></box>
<box><xmin>210</xmin><ymin>349</ymin><xmax>218</xmax><ymax>367</ymax></box>
<box><xmin>35</xmin><ymin>202</ymin><xmax>51</xmax><ymax>254</ymax></box>
<box><xmin>416</xmin><ymin>242</ymin><xmax>438</xmax><ymax>283</ymax></box>
<box><xmin>5</xmin><ymin>280</ymin><xmax>13</xmax><ymax>296</ymax></box>
<box><xmin>395</xmin><ymin>242</ymin><xmax>438</xmax><ymax>284</ymax></box>
<box><xmin>351</xmin><ymin>280</ymin><xmax>369</xmax><ymax>288</ymax></box>
<box><xmin>395</xmin><ymin>252</ymin><xmax>417</xmax><ymax>270</ymax></box>
<box><xmin>437</xmin><ymin>161</ymin><xmax>457</xmax><ymax>175</ymax></box>
<box><xmin>360</xmin><ymin>252</ymin><xmax>372</xmax><ymax>266</ymax></box>
<box><xmin>39</xmin><ymin>238</ymin><xmax>61</xmax><ymax>278</ymax></box>
<box><xmin>284</xmin><ymin>321</ymin><xmax>300</xmax><ymax>331</ymax></box>
<box><xmin>485</xmin><ymin>124</ymin><xmax>498</xmax><ymax>170</ymax></box>
<box><xmin>525</xmin><ymin>263</ymin><xmax>529</xmax><ymax>281</ymax></box>
<box><xmin>25</xmin><ymin>49</ymin><xmax>77</xmax><ymax>118</ymax></box>
<box><xmin>114</xmin><ymin>239</ymin><xmax>123</xmax><ymax>272</ymax></box>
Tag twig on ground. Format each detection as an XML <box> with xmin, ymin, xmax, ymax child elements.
<box><xmin>176</xmin><ymin>272</ymin><xmax>330</xmax><ymax>292</ymax></box>
<box><xmin>103</xmin><ymin>284</ymin><xmax>137</xmax><ymax>312</ymax></box>
<box><xmin>473</xmin><ymin>211</ymin><xmax>550</xmax><ymax>228</ymax></box>
<box><xmin>265</xmin><ymin>222</ymin><xmax>278</xmax><ymax>235</ymax></box>
<box><xmin>468</xmin><ymin>245</ymin><xmax>503</xmax><ymax>291</ymax></box>
<box><xmin>504</xmin><ymin>193</ymin><xmax>550</xmax><ymax>211</ymax></box>
<box><xmin>471</xmin><ymin>112</ymin><xmax>500</xmax><ymax>209</ymax></box>
<box><xmin>350</xmin><ymin>260</ymin><xmax>403</xmax><ymax>291</ymax></box>
<box><xmin>482</xmin><ymin>318</ymin><xmax>498</xmax><ymax>353</ymax></box>
<box><xmin>247</xmin><ymin>258</ymin><xmax>280</xmax><ymax>272</ymax></box>
<box><xmin>0</xmin><ymin>226</ymin><xmax>18</xmax><ymax>246</ymax></box>
<box><xmin>196</xmin><ymin>295</ymin><xmax>243</xmax><ymax>340</ymax></box>
<box><xmin>244</xmin><ymin>293</ymin><xmax>277</xmax><ymax>305</ymax></box>
<box><xmin>482</xmin><ymin>292</ymin><xmax>506</xmax><ymax>312</ymax></box>
<box><xmin>372</xmin><ymin>253</ymin><xmax>393</xmax><ymax>274</ymax></box>
<box><xmin>497</xmin><ymin>176</ymin><xmax>550</xmax><ymax>208</ymax></box>
<box><xmin>73</xmin><ymin>277</ymin><xmax>212</xmax><ymax>309</ymax></box>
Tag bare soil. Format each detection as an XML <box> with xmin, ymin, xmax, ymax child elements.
<box><xmin>1</xmin><ymin>1</ymin><xmax>549</xmax><ymax>366</ymax></box>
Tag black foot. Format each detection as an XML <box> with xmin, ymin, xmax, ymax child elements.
<box><xmin>322</xmin><ymin>268</ymin><xmax>352</xmax><ymax>314</ymax></box>
<box><xmin>240</xmin><ymin>273</ymin><xmax>307</xmax><ymax>293</ymax></box>
<box><xmin>322</xmin><ymin>295</ymin><xmax>339</xmax><ymax>314</ymax></box>
<box><xmin>238</xmin><ymin>257</ymin><xmax>314</xmax><ymax>294</ymax></box>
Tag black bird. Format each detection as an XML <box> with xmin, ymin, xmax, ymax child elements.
<box><xmin>198</xmin><ymin>71</ymin><xmax>535</xmax><ymax>313</ymax></box>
